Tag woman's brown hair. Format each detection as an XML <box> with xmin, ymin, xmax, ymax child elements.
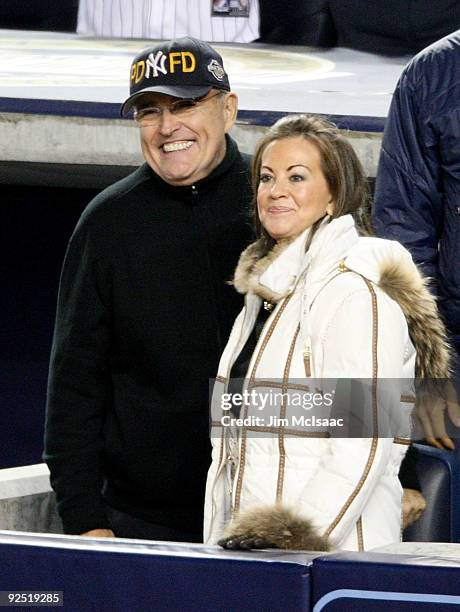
<box><xmin>251</xmin><ymin>114</ymin><xmax>371</xmax><ymax>251</ymax></box>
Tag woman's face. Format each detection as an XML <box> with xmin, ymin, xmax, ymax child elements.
<box><xmin>257</xmin><ymin>136</ymin><xmax>334</xmax><ymax>241</ymax></box>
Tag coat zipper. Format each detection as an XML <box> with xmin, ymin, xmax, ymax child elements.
<box><xmin>301</xmin><ymin>263</ymin><xmax>349</xmax><ymax>379</ymax></box>
<box><xmin>303</xmin><ymin>342</ymin><xmax>312</xmax><ymax>377</ymax></box>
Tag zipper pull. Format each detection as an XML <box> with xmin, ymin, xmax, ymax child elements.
<box><xmin>303</xmin><ymin>341</ymin><xmax>312</xmax><ymax>377</ymax></box>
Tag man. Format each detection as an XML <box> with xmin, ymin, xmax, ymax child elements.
<box><xmin>373</xmin><ymin>30</ymin><xmax>460</xmax><ymax>449</ymax></box>
<box><xmin>44</xmin><ymin>36</ymin><xmax>253</xmax><ymax>540</ymax></box>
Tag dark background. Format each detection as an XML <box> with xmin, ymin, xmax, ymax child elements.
<box><xmin>2</xmin><ymin>184</ymin><xmax>96</xmax><ymax>467</ymax></box>
<box><xmin>0</xmin><ymin>1</ymin><xmax>78</xmax><ymax>32</ymax></box>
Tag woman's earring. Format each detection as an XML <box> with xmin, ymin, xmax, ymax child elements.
<box><xmin>326</xmin><ymin>201</ymin><xmax>334</xmax><ymax>216</ymax></box>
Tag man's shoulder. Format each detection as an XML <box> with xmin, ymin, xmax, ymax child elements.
<box><xmin>73</xmin><ymin>164</ymin><xmax>157</xmax><ymax>233</ymax></box>
<box><xmin>404</xmin><ymin>30</ymin><xmax>460</xmax><ymax>91</ymax></box>
<box><xmin>84</xmin><ymin>164</ymin><xmax>152</xmax><ymax>216</ymax></box>
<box><xmin>68</xmin><ymin>164</ymin><xmax>155</xmax><ymax>244</ymax></box>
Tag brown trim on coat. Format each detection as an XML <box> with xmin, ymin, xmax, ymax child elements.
<box><xmin>216</xmin><ymin>429</ymin><xmax>225</xmax><ymax>478</ymax></box>
<box><xmin>234</xmin><ymin>293</ymin><xmax>294</xmax><ymax>513</ymax></box>
<box><xmin>323</xmin><ymin>276</ymin><xmax>379</xmax><ymax>539</ymax></box>
<box><xmin>393</xmin><ymin>437</ymin><xmax>411</xmax><ymax>446</ymax></box>
<box><xmin>356</xmin><ymin>516</ymin><xmax>364</xmax><ymax>551</ymax></box>
<box><xmin>276</xmin><ymin>324</ymin><xmax>301</xmax><ymax>502</ymax></box>
<box><xmin>251</xmin><ymin>380</ymin><xmax>311</xmax><ymax>392</ymax></box>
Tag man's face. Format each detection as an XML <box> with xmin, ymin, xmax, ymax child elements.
<box><xmin>136</xmin><ymin>90</ymin><xmax>238</xmax><ymax>186</ymax></box>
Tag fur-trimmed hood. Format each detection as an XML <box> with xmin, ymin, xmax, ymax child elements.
<box><xmin>233</xmin><ymin>215</ymin><xmax>450</xmax><ymax>379</ymax></box>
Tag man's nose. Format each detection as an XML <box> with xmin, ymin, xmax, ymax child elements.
<box><xmin>157</xmin><ymin>108</ymin><xmax>180</xmax><ymax>134</ymax></box>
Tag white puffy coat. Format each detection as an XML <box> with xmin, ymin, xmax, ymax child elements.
<box><xmin>204</xmin><ymin>215</ymin><xmax>449</xmax><ymax>551</ymax></box>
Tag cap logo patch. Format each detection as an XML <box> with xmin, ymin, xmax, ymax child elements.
<box><xmin>131</xmin><ymin>51</ymin><xmax>197</xmax><ymax>84</ymax></box>
<box><xmin>146</xmin><ymin>51</ymin><xmax>168</xmax><ymax>78</ymax></box>
<box><xmin>207</xmin><ymin>59</ymin><xmax>226</xmax><ymax>81</ymax></box>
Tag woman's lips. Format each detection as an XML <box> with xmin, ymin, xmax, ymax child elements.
<box><xmin>267</xmin><ymin>206</ymin><xmax>293</xmax><ymax>214</ymax></box>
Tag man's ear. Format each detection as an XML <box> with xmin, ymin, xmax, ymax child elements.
<box><xmin>223</xmin><ymin>92</ymin><xmax>238</xmax><ymax>133</ymax></box>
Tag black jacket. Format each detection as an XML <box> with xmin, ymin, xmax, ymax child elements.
<box><xmin>44</xmin><ymin>136</ymin><xmax>253</xmax><ymax>535</ymax></box>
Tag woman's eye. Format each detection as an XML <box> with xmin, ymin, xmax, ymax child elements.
<box><xmin>260</xmin><ymin>174</ymin><xmax>272</xmax><ymax>183</ymax></box>
<box><xmin>290</xmin><ymin>174</ymin><xmax>305</xmax><ymax>182</ymax></box>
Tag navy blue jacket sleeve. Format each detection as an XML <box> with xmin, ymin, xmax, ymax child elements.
<box><xmin>373</xmin><ymin>68</ymin><xmax>443</xmax><ymax>290</ymax></box>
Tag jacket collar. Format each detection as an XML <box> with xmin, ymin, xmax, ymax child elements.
<box><xmin>234</xmin><ymin>215</ymin><xmax>359</xmax><ymax>303</ymax></box>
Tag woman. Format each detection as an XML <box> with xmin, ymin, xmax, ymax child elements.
<box><xmin>204</xmin><ymin>115</ymin><xmax>450</xmax><ymax>551</ymax></box>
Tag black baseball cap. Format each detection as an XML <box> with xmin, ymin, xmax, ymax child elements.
<box><xmin>121</xmin><ymin>36</ymin><xmax>231</xmax><ymax>116</ymax></box>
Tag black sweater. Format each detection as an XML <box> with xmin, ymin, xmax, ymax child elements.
<box><xmin>44</xmin><ymin>136</ymin><xmax>253</xmax><ymax>535</ymax></box>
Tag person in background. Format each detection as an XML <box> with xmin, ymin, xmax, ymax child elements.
<box><xmin>373</xmin><ymin>29</ymin><xmax>460</xmax><ymax>450</ymax></box>
<box><xmin>204</xmin><ymin>114</ymin><xmax>450</xmax><ymax>551</ymax></box>
<box><xmin>44</xmin><ymin>36</ymin><xmax>253</xmax><ymax>541</ymax></box>
<box><xmin>77</xmin><ymin>0</ymin><xmax>260</xmax><ymax>42</ymax></box>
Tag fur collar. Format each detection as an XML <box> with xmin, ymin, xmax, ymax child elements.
<box><xmin>378</xmin><ymin>257</ymin><xmax>450</xmax><ymax>379</ymax></box>
<box><xmin>233</xmin><ymin>237</ymin><xmax>295</xmax><ymax>303</ymax></box>
<box><xmin>233</xmin><ymin>216</ymin><xmax>358</xmax><ymax>303</ymax></box>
